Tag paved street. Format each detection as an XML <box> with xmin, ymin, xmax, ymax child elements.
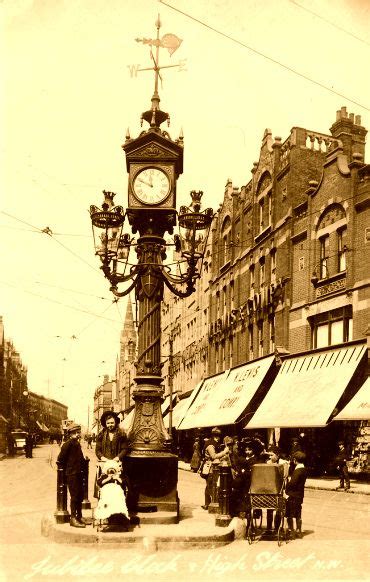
<box><xmin>0</xmin><ymin>443</ymin><xmax>369</xmax><ymax>582</ymax></box>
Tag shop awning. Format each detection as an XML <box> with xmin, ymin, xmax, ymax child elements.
<box><xmin>36</xmin><ymin>420</ymin><xmax>45</xmax><ymax>431</ymax></box>
<box><xmin>334</xmin><ymin>377</ymin><xmax>370</xmax><ymax>421</ymax></box>
<box><xmin>179</xmin><ymin>356</ymin><xmax>276</xmax><ymax>429</ymax></box>
<box><xmin>164</xmin><ymin>396</ymin><xmax>191</xmax><ymax>429</ymax></box>
<box><xmin>246</xmin><ymin>343</ymin><xmax>367</xmax><ymax>429</ymax></box>
<box><xmin>42</xmin><ymin>423</ymin><xmax>49</xmax><ymax>432</ymax></box>
<box><xmin>161</xmin><ymin>393</ymin><xmax>177</xmax><ymax>416</ymax></box>
<box><xmin>121</xmin><ymin>408</ymin><xmax>135</xmax><ymax>432</ymax></box>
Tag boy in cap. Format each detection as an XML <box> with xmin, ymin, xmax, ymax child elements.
<box><xmin>285</xmin><ymin>451</ymin><xmax>307</xmax><ymax>539</ymax></box>
<box><xmin>57</xmin><ymin>423</ymin><xmax>87</xmax><ymax>528</ymax></box>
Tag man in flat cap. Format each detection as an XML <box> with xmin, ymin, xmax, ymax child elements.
<box><xmin>57</xmin><ymin>423</ymin><xmax>87</xmax><ymax>528</ymax></box>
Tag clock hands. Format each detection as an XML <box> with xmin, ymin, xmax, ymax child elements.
<box><xmin>137</xmin><ymin>177</ymin><xmax>153</xmax><ymax>188</ymax></box>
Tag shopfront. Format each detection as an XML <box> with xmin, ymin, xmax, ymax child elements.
<box><xmin>177</xmin><ymin>355</ymin><xmax>278</xmax><ymax>449</ymax></box>
<box><xmin>246</xmin><ymin>341</ymin><xmax>368</xmax><ymax>473</ymax></box>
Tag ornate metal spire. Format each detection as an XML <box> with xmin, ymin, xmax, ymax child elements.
<box><xmin>135</xmin><ymin>15</ymin><xmax>183</xmax><ymax>131</ymax></box>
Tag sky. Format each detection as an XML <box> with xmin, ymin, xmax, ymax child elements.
<box><xmin>1</xmin><ymin>0</ymin><xmax>369</xmax><ymax>426</ymax></box>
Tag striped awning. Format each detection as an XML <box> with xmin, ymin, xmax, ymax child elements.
<box><xmin>246</xmin><ymin>343</ymin><xmax>367</xmax><ymax>429</ymax></box>
<box><xmin>334</xmin><ymin>377</ymin><xmax>370</xmax><ymax>421</ymax></box>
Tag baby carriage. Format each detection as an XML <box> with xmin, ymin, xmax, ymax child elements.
<box><xmin>93</xmin><ymin>459</ymin><xmax>130</xmax><ymax>532</ymax></box>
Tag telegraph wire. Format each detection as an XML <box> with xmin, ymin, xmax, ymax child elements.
<box><xmin>1</xmin><ymin>209</ymin><xmax>100</xmax><ymax>274</ymax></box>
<box><xmin>34</xmin><ymin>281</ymin><xmax>112</xmax><ymax>302</ymax></box>
<box><xmin>159</xmin><ymin>0</ymin><xmax>370</xmax><ymax>112</ymax></box>
<box><xmin>0</xmin><ymin>280</ymin><xmax>121</xmax><ymax>324</ymax></box>
<box><xmin>288</xmin><ymin>0</ymin><xmax>370</xmax><ymax>47</ymax></box>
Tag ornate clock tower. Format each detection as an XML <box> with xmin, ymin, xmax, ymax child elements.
<box><xmin>89</xmin><ymin>16</ymin><xmax>212</xmax><ymax>523</ymax></box>
<box><xmin>121</xmin><ymin>17</ymin><xmax>184</xmax><ymax>520</ymax></box>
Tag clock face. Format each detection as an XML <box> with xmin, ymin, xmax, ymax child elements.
<box><xmin>133</xmin><ymin>168</ymin><xmax>170</xmax><ymax>205</ymax></box>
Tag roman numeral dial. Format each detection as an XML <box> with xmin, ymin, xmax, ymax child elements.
<box><xmin>133</xmin><ymin>168</ymin><xmax>170</xmax><ymax>205</ymax></box>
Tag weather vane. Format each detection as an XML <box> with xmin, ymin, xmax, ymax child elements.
<box><xmin>128</xmin><ymin>15</ymin><xmax>186</xmax><ymax>93</ymax></box>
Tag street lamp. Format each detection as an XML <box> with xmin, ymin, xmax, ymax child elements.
<box><xmin>89</xmin><ymin>16</ymin><xmax>213</xmax><ymax>518</ymax></box>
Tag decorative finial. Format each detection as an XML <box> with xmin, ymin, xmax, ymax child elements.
<box><xmin>134</xmin><ymin>17</ymin><xmax>183</xmax><ymax>131</ymax></box>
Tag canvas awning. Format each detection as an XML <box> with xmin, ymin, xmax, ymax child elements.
<box><xmin>36</xmin><ymin>420</ymin><xmax>45</xmax><ymax>431</ymax></box>
<box><xmin>161</xmin><ymin>393</ymin><xmax>177</xmax><ymax>416</ymax></box>
<box><xmin>246</xmin><ymin>343</ymin><xmax>367</xmax><ymax>429</ymax></box>
<box><xmin>179</xmin><ymin>356</ymin><xmax>276</xmax><ymax>430</ymax></box>
<box><xmin>164</xmin><ymin>396</ymin><xmax>191</xmax><ymax>429</ymax></box>
<box><xmin>121</xmin><ymin>408</ymin><xmax>135</xmax><ymax>431</ymax></box>
<box><xmin>334</xmin><ymin>377</ymin><xmax>370</xmax><ymax>421</ymax></box>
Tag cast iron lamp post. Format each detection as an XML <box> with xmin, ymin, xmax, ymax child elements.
<box><xmin>89</xmin><ymin>17</ymin><xmax>213</xmax><ymax>518</ymax></box>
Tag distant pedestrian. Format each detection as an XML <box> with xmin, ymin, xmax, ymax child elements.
<box><xmin>86</xmin><ymin>435</ymin><xmax>93</xmax><ymax>449</ymax></box>
<box><xmin>25</xmin><ymin>433</ymin><xmax>33</xmax><ymax>458</ymax></box>
<box><xmin>7</xmin><ymin>433</ymin><xmax>15</xmax><ymax>457</ymax></box>
<box><xmin>57</xmin><ymin>423</ymin><xmax>87</xmax><ymax>528</ymax></box>
<box><xmin>285</xmin><ymin>451</ymin><xmax>307</xmax><ymax>539</ymax></box>
<box><xmin>190</xmin><ymin>437</ymin><xmax>202</xmax><ymax>472</ymax></box>
<box><xmin>335</xmin><ymin>441</ymin><xmax>350</xmax><ymax>491</ymax></box>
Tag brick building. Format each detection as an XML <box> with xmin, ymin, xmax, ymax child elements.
<box><xmin>161</xmin><ymin>107</ymin><xmax>369</xmax><ymax>467</ymax></box>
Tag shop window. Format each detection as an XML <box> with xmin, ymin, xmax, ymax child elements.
<box><xmin>311</xmin><ymin>307</ymin><xmax>353</xmax><ymax>349</ymax></box>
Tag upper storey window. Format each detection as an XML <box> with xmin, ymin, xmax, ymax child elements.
<box><xmin>256</xmin><ymin>172</ymin><xmax>272</xmax><ymax>234</ymax></box>
<box><xmin>221</xmin><ymin>216</ymin><xmax>231</xmax><ymax>267</ymax></box>
<box><xmin>316</xmin><ymin>204</ymin><xmax>347</xmax><ymax>280</ymax></box>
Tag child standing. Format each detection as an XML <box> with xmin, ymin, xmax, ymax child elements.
<box><xmin>285</xmin><ymin>451</ymin><xmax>307</xmax><ymax>539</ymax></box>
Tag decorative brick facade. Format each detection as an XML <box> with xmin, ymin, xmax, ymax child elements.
<box><xmin>161</xmin><ymin>108</ymin><xmax>369</xmax><ymax>402</ymax></box>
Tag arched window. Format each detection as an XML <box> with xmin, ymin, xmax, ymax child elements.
<box><xmin>316</xmin><ymin>204</ymin><xmax>347</xmax><ymax>279</ymax></box>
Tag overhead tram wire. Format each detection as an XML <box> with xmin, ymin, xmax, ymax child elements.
<box><xmin>159</xmin><ymin>0</ymin><xmax>370</xmax><ymax>112</ymax></box>
<box><xmin>288</xmin><ymin>0</ymin><xmax>370</xmax><ymax>48</ymax></box>
<box><xmin>0</xmin><ymin>280</ymin><xmax>121</xmax><ymax>325</ymax></box>
<box><xmin>1</xmin><ymin>210</ymin><xmax>101</xmax><ymax>275</ymax></box>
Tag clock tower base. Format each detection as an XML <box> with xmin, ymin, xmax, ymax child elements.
<box><xmin>126</xmin><ymin>452</ymin><xmax>179</xmax><ymax>521</ymax></box>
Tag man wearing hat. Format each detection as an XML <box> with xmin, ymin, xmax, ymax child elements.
<box><xmin>201</xmin><ymin>427</ymin><xmax>229</xmax><ymax>510</ymax></box>
<box><xmin>57</xmin><ymin>423</ymin><xmax>87</xmax><ymax>528</ymax></box>
<box><xmin>335</xmin><ymin>441</ymin><xmax>350</xmax><ymax>491</ymax></box>
<box><xmin>285</xmin><ymin>450</ymin><xmax>307</xmax><ymax>539</ymax></box>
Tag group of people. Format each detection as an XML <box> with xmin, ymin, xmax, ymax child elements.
<box><xmin>57</xmin><ymin>410</ymin><xmax>130</xmax><ymax>531</ymax></box>
<box><xmin>7</xmin><ymin>432</ymin><xmax>35</xmax><ymax>458</ymax></box>
<box><xmin>193</xmin><ymin>428</ymin><xmax>308</xmax><ymax>539</ymax></box>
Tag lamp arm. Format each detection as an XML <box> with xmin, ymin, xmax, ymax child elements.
<box><xmin>162</xmin><ymin>270</ymin><xmax>195</xmax><ymax>298</ymax></box>
<box><xmin>109</xmin><ymin>275</ymin><xmax>139</xmax><ymax>298</ymax></box>
<box><xmin>109</xmin><ymin>262</ymin><xmax>141</xmax><ymax>285</ymax></box>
